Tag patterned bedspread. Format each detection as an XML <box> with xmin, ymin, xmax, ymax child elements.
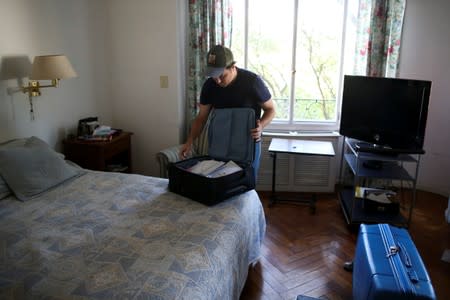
<box><xmin>0</xmin><ymin>171</ymin><xmax>266</xmax><ymax>299</ymax></box>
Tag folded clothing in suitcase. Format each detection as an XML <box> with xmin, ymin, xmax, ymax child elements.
<box><xmin>353</xmin><ymin>223</ymin><xmax>436</xmax><ymax>300</ymax></box>
<box><xmin>168</xmin><ymin>108</ymin><xmax>255</xmax><ymax>205</ymax></box>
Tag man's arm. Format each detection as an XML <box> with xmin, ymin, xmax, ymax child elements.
<box><xmin>260</xmin><ymin>99</ymin><xmax>276</xmax><ymax>128</ymax></box>
<box><xmin>251</xmin><ymin>99</ymin><xmax>276</xmax><ymax>141</ymax></box>
<box><xmin>180</xmin><ymin>104</ymin><xmax>212</xmax><ymax>158</ymax></box>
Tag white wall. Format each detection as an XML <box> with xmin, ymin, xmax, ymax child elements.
<box><xmin>107</xmin><ymin>0</ymin><xmax>185</xmax><ymax>176</ymax></box>
<box><xmin>0</xmin><ymin>0</ymin><xmax>185</xmax><ymax>177</ymax></box>
<box><xmin>399</xmin><ymin>0</ymin><xmax>450</xmax><ymax>196</ymax></box>
<box><xmin>0</xmin><ymin>0</ymin><xmax>112</xmax><ymax>150</ymax></box>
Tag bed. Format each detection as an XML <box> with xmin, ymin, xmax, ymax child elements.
<box><xmin>0</xmin><ymin>137</ymin><xmax>266</xmax><ymax>299</ymax></box>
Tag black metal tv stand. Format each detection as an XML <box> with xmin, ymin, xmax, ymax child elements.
<box><xmin>338</xmin><ymin>137</ymin><xmax>421</xmax><ymax>227</ymax></box>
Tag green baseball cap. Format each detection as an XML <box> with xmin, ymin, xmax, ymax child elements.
<box><xmin>205</xmin><ymin>45</ymin><xmax>234</xmax><ymax>78</ymax></box>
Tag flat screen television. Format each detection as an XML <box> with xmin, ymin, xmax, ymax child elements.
<box><xmin>340</xmin><ymin>75</ymin><xmax>431</xmax><ymax>154</ymax></box>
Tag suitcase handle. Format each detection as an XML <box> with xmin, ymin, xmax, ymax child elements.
<box><xmin>398</xmin><ymin>242</ymin><xmax>412</xmax><ymax>267</ymax></box>
<box><xmin>398</xmin><ymin>242</ymin><xmax>419</xmax><ymax>283</ymax></box>
<box><xmin>225</xmin><ymin>167</ymin><xmax>255</xmax><ymax>193</ymax></box>
<box><xmin>380</xmin><ymin>224</ymin><xmax>420</xmax><ymax>288</ymax></box>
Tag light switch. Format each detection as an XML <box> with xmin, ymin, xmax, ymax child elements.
<box><xmin>160</xmin><ymin>76</ymin><xmax>168</xmax><ymax>88</ymax></box>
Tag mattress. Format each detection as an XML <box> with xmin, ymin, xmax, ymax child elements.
<box><xmin>0</xmin><ymin>170</ymin><xmax>266</xmax><ymax>299</ymax></box>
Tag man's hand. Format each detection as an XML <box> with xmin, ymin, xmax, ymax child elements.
<box><xmin>179</xmin><ymin>142</ymin><xmax>192</xmax><ymax>159</ymax></box>
<box><xmin>251</xmin><ymin>120</ymin><xmax>262</xmax><ymax>142</ymax></box>
<box><xmin>254</xmin><ymin>98</ymin><xmax>275</xmax><ymax>142</ymax></box>
<box><xmin>179</xmin><ymin>104</ymin><xmax>212</xmax><ymax>160</ymax></box>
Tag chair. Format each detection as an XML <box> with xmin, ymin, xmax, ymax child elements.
<box><xmin>156</xmin><ymin>115</ymin><xmax>211</xmax><ymax>178</ymax></box>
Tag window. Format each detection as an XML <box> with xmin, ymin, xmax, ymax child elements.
<box><xmin>230</xmin><ymin>0</ymin><xmax>358</xmax><ymax>131</ymax></box>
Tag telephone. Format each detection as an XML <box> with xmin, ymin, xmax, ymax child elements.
<box><xmin>77</xmin><ymin>117</ymin><xmax>99</xmax><ymax>137</ymax></box>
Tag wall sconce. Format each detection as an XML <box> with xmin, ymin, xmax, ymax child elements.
<box><xmin>22</xmin><ymin>54</ymin><xmax>77</xmax><ymax>97</ymax></box>
<box><xmin>20</xmin><ymin>54</ymin><xmax>77</xmax><ymax>120</ymax></box>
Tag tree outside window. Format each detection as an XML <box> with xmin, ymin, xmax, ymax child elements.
<box><xmin>230</xmin><ymin>0</ymin><xmax>358</xmax><ymax>129</ymax></box>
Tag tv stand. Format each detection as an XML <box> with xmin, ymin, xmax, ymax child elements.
<box><xmin>338</xmin><ymin>137</ymin><xmax>421</xmax><ymax>227</ymax></box>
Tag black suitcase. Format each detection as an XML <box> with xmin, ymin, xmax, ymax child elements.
<box><xmin>168</xmin><ymin>108</ymin><xmax>255</xmax><ymax>205</ymax></box>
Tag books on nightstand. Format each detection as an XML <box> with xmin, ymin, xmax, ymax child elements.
<box><xmin>79</xmin><ymin>135</ymin><xmax>113</xmax><ymax>141</ymax></box>
<box><xmin>78</xmin><ymin>126</ymin><xmax>121</xmax><ymax>141</ymax></box>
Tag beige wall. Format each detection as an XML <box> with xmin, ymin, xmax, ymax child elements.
<box><xmin>0</xmin><ymin>0</ymin><xmax>112</xmax><ymax>150</ymax></box>
<box><xmin>0</xmin><ymin>0</ymin><xmax>185</xmax><ymax>177</ymax></box>
<box><xmin>399</xmin><ymin>0</ymin><xmax>450</xmax><ymax>196</ymax></box>
<box><xmin>107</xmin><ymin>0</ymin><xmax>185</xmax><ymax>176</ymax></box>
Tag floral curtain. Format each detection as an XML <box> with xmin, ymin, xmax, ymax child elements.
<box><xmin>353</xmin><ymin>0</ymin><xmax>406</xmax><ymax>77</ymax></box>
<box><xmin>186</xmin><ymin>0</ymin><xmax>232</xmax><ymax>134</ymax></box>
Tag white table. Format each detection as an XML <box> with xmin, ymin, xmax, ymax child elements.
<box><xmin>268</xmin><ymin>138</ymin><xmax>335</xmax><ymax>213</ymax></box>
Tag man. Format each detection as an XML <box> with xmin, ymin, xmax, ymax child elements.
<box><xmin>180</xmin><ymin>45</ymin><xmax>275</xmax><ymax>178</ymax></box>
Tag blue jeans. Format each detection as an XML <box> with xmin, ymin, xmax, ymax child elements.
<box><xmin>252</xmin><ymin>141</ymin><xmax>261</xmax><ymax>181</ymax></box>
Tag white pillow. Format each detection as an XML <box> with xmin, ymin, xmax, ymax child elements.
<box><xmin>0</xmin><ymin>136</ymin><xmax>85</xmax><ymax>201</ymax></box>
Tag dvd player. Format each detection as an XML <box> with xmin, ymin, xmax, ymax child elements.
<box><xmin>354</xmin><ymin>142</ymin><xmax>425</xmax><ymax>155</ymax></box>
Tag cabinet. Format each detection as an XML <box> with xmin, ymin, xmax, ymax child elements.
<box><xmin>63</xmin><ymin>132</ymin><xmax>133</xmax><ymax>173</ymax></box>
<box><xmin>338</xmin><ymin>137</ymin><xmax>420</xmax><ymax>227</ymax></box>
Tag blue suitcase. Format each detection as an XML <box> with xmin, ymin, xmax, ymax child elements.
<box><xmin>353</xmin><ymin>223</ymin><xmax>436</xmax><ymax>300</ymax></box>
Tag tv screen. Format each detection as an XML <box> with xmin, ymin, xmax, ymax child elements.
<box><xmin>340</xmin><ymin>75</ymin><xmax>431</xmax><ymax>154</ymax></box>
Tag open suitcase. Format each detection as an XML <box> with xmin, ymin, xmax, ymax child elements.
<box><xmin>168</xmin><ymin>108</ymin><xmax>256</xmax><ymax>205</ymax></box>
<box><xmin>353</xmin><ymin>223</ymin><xmax>436</xmax><ymax>300</ymax></box>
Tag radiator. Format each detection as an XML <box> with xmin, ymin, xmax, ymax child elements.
<box><xmin>256</xmin><ymin>134</ymin><xmax>340</xmax><ymax>192</ymax></box>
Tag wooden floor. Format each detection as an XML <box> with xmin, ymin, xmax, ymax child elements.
<box><xmin>240</xmin><ymin>190</ymin><xmax>450</xmax><ymax>300</ymax></box>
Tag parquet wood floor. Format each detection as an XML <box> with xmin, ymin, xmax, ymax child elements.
<box><xmin>240</xmin><ymin>190</ymin><xmax>450</xmax><ymax>300</ymax></box>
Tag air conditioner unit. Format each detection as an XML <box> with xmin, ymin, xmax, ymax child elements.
<box><xmin>256</xmin><ymin>134</ymin><xmax>340</xmax><ymax>193</ymax></box>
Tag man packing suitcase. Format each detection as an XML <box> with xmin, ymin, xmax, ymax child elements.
<box><xmin>180</xmin><ymin>45</ymin><xmax>275</xmax><ymax>180</ymax></box>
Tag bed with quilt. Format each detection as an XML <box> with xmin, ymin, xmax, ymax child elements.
<box><xmin>0</xmin><ymin>137</ymin><xmax>266</xmax><ymax>299</ymax></box>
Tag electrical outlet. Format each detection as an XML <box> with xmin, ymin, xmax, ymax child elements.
<box><xmin>160</xmin><ymin>76</ymin><xmax>168</xmax><ymax>88</ymax></box>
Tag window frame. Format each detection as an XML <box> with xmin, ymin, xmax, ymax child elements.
<box><xmin>233</xmin><ymin>0</ymin><xmax>352</xmax><ymax>133</ymax></box>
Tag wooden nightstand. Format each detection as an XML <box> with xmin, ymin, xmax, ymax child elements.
<box><xmin>63</xmin><ymin>132</ymin><xmax>133</xmax><ymax>173</ymax></box>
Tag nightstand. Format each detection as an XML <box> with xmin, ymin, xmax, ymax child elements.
<box><xmin>63</xmin><ymin>132</ymin><xmax>133</xmax><ymax>173</ymax></box>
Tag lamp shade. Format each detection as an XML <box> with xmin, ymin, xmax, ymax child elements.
<box><xmin>30</xmin><ymin>55</ymin><xmax>77</xmax><ymax>80</ymax></box>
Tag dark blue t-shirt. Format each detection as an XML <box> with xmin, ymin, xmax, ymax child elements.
<box><xmin>200</xmin><ymin>68</ymin><xmax>272</xmax><ymax>119</ymax></box>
